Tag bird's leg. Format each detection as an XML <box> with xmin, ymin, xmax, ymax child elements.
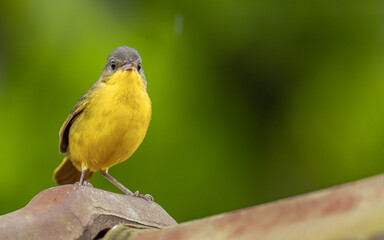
<box><xmin>75</xmin><ymin>167</ymin><xmax>87</xmax><ymax>185</ymax></box>
<box><xmin>100</xmin><ymin>170</ymin><xmax>153</xmax><ymax>201</ymax></box>
<box><xmin>100</xmin><ymin>170</ymin><xmax>134</xmax><ymax>195</ymax></box>
<box><xmin>75</xmin><ymin>167</ymin><xmax>93</xmax><ymax>187</ymax></box>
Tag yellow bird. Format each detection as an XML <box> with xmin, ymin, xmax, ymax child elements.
<box><xmin>53</xmin><ymin>46</ymin><xmax>152</xmax><ymax>200</ymax></box>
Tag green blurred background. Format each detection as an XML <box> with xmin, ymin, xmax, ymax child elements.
<box><xmin>0</xmin><ymin>1</ymin><xmax>384</xmax><ymax>222</ymax></box>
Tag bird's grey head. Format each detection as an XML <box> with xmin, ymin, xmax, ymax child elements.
<box><xmin>102</xmin><ymin>46</ymin><xmax>146</xmax><ymax>85</ymax></box>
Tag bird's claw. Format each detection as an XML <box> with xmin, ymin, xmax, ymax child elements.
<box><xmin>139</xmin><ymin>194</ymin><xmax>154</xmax><ymax>201</ymax></box>
<box><xmin>83</xmin><ymin>181</ymin><xmax>93</xmax><ymax>187</ymax></box>
<box><xmin>128</xmin><ymin>191</ymin><xmax>154</xmax><ymax>201</ymax></box>
<box><xmin>74</xmin><ymin>181</ymin><xmax>93</xmax><ymax>187</ymax></box>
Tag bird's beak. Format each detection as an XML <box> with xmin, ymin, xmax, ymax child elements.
<box><xmin>121</xmin><ymin>61</ymin><xmax>135</xmax><ymax>71</ymax></box>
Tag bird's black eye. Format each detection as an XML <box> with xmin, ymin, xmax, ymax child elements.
<box><xmin>137</xmin><ymin>63</ymin><xmax>142</xmax><ymax>71</ymax></box>
<box><xmin>110</xmin><ymin>61</ymin><xmax>117</xmax><ymax>71</ymax></box>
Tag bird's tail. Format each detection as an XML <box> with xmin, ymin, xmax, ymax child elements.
<box><xmin>53</xmin><ymin>156</ymin><xmax>93</xmax><ymax>185</ymax></box>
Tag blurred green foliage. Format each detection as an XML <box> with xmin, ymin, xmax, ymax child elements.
<box><xmin>0</xmin><ymin>0</ymin><xmax>384</xmax><ymax>222</ymax></box>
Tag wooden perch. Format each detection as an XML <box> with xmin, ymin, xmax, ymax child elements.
<box><xmin>3</xmin><ymin>174</ymin><xmax>384</xmax><ymax>239</ymax></box>
<box><xmin>0</xmin><ymin>185</ymin><xmax>176</xmax><ymax>240</ymax></box>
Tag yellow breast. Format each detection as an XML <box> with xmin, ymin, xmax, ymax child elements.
<box><xmin>68</xmin><ymin>70</ymin><xmax>151</xmax><ymax>171</ymax></box>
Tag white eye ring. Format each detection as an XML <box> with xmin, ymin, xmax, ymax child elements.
<box><xmin>110</xmin><ymin>61</ymin><xmax>117</xmax><ymax>71</ymax></box>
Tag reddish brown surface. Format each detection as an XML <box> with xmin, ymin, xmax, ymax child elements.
<box><xmin>0</xmin><ymin>185</ymin><xmax>176</xmax><ymax>240</ymax></box>
<box><xmin>4</xmin><ymin>175</ymin><xmax>384</xmax><ymax>239</ymax></box>
<box><xmin>121</xmin><ymin>174</ymin><xmax>384</xmax><ymax>240</ymax></box>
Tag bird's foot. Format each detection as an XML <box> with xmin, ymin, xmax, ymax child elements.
<box><xmin>130</xmin><ymin>191</ymin><xmax>154</xmax><ymax>201</ymax></box>
<box><xmin>83</xmin><ymin>181</ymin><xmax>93</xmax><ymax>187</ymax></box>
<box><xmin>74</xmin><ymin>181</ymin><xmax>93</xmax><ymax>187</ymax></box>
